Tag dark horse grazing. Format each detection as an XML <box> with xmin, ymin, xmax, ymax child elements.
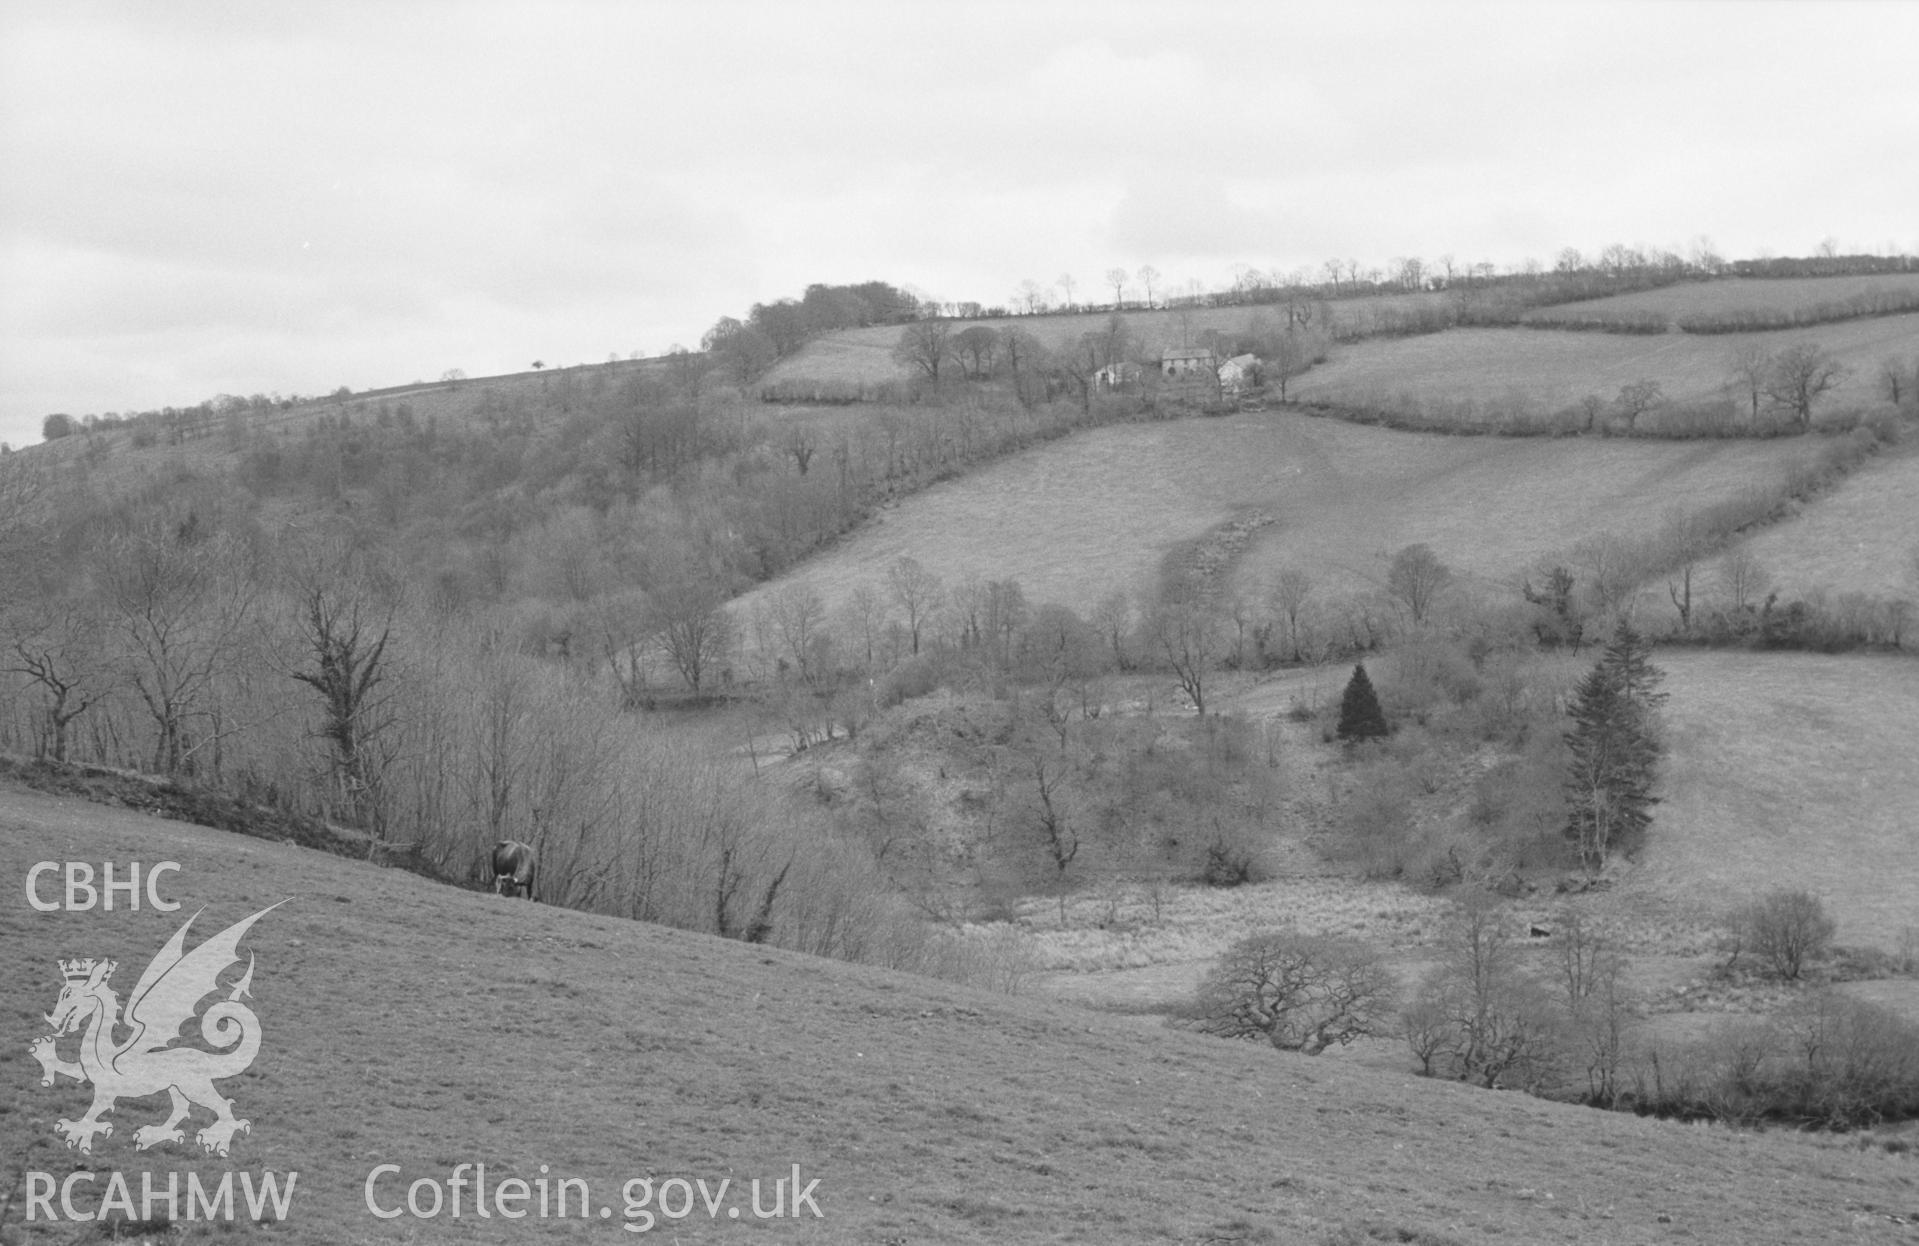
<box><xmin>489</xmin><ymin>841</ymin><xmax>536</xmax><ymax>900</ymax></box>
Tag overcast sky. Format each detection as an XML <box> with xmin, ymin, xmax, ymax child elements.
<box><xmin>3</xmin><ymin>0</ymin><xmax>1915</xmax><ymax>448</ymax></box>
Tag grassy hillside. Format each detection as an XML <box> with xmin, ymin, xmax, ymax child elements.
<box><xmin>32</xmin><ymin>357</ymin><xmax>667</xmax><ymax>467</ymax></box>
<box><xmin>1289</xmin><ymin>314</ymin><xmax>1916</xmax><ymax>423</ymax></box>
<box><xmin>1527</xmin><ymin>272</ymin><xmax>1919</xmax><ymax>323</ymax></box>
<box><xmin>733</xmin><ymin>410</ymin><xmax>1825</xmax><ymax>625</ymax></box>
<box><xmin>4</xmin><ymin>784</ymin><xmax>1914</xmax><ymax>1245</ymax></box>
<box><xmin>1641</xmin><ymin>650</ymin><xmax>1919</xmax><ymax>951</ymax></box>
<box><xmin>1731</xmin><ymin>439</ymin><xmax>1919</xmax><ymax>598</ymax></box>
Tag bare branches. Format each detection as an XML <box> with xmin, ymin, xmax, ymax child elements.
<box><xmin>1188</xmin><ymin>932</ymin><xmax>1397</xmax><ymax>1054</ymax></box>
<box><xmin>1386</xmin><ymin>543</ymin><xmax>1452</xmax><ymax>627</ymax></box>
<box><xmin>1764</xmin><ymin>342</ymin><xmax>1844</xmax><ymax>428</ymax></box>
<box><xmin>892</xmin><ymin>319</ymin><xmax>954</xmax><ymax>384</ymax></box>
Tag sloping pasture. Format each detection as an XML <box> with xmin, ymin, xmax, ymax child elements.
<box><xmin>1731</xmin><ymin>440</ymin><xmax>1919</xmax><ymax>598</ymax></box>
<box><xmin>1224</xmin><ymin>425</ymin><xmax>1817</xmax><ymax>601</ymax></box>
<box><xmin>4</xmin><ymin>783</ymin><xmax>1913</xmax><ymax>1245</ymax></box>
<box><xmin>1525</xmin><ymin>271</ymin><xmax>1919</xmax><ymax>323</ymax></box>
<box><xmin>1640</xmin><ymin>650</ymin><xmax>1919</xmax><ymax>951</ymax></box>
<box><xmin>733</xmin><ymin>411</ymin><xmax>1822</xmax><ymax>626</ymax></box>
<box><xmin>1290</xmin><ymin>313</ymin><xmax>1917</xmax><ymax>420</ymax></box>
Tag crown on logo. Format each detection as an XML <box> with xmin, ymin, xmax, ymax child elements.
<box><xmin>59</xmin><ymin>958</ymin><xmax>103</xmax><ymax>982</ymax></box>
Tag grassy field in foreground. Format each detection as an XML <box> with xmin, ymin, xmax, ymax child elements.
<box><xmin>1639</xmin><ymin>650</ymin><xmax>1919</xmax><ymax>952</ymax></box>
<box><xmin>732</xmin><ymin>410</ymin><xmax>1821</xmax><ymax>627</ymax></box>
<box><xmin>1289</xmin><ymin>313</ymin><xmax>1916</xmax><ymax>421</ymax></box>
<box><xmin>3</xmin><ymin>785</ymin><xmax>1915</xmax><ymax>1245</ymax></box>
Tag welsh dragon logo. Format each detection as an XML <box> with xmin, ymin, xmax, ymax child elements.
<box><xmin>29</xmin><ymin>902</ymin><xmax>284</xmax><ymax>1157</ymax></box>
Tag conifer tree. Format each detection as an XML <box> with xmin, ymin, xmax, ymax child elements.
<box><xmin>1564</xmin><ymin>623</ymin><xmax>1666</xmax><ymax>870</ymax></box>
<box><xmin>1336</xmin><ymin>662</ymin><xmax>1389</xmax><ymax>742</ymax></box>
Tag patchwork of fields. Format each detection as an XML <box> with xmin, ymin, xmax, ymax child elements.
<box><xmin>763</xmin><ymin>276</ymin><xmax>1919</xmax><ymax>419</ymax></box>
<box><xmin>758</xmin><ymin>293</ymin><xmax>1452</xmax><ymax>389</ymax></box>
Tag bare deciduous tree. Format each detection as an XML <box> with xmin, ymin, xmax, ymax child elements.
<box><xmin>768</xmin><ymin>583</ymin><xmax>828</xmax><ymax>684</ymax></box>
<box><xmin>1716</xmin><ymin>548</ymin><xmax>1772</xmax><ymax>612</ymax></box>
<box><xmin>1268</xmin><ymin>330</ymin><xmax>1321</xmax><ymax>403</ymax></box>
<box><xmin>1403</xmin><ymin>893</ymin><xmax>1565</xmax><ymax>1090</ymax></box>
<box><xmin>287</xmin><ymin>546</ymin><xmax>398</xmax><ymax>833</ymax></box>
<box><xmin>1730</xmin><ymin>889</ymin><xmax>1836</xmax><ymax>980</ymax></box>
<box><xmin>1659</xmin><ymin>510</ymin><xmax>1711</xmax><ymax>634</ymax></box>
<box><xmin>891</xmin><ymin>319</ymin><xmax>954</xmax><ymax>385</ymax></box>
<box><xmin>886</xmin><ymin>556</ymin><xmax>944</xmax><ymax>656</ymax></box>
<box><xmin>1878</xmin><ymin>356</ymin><xmax>1909</xmax><ymax>407</ymax></box>
<box><xmin>1030</xmin><ymin>755</ymin><xmax>1079</xmax><ymax>923</ymax></box>
<box><xmin>1554</xmin><ymin>911</ymin><xmax>1637</xmax><ymax>1105</ymax></box>
<box><xmin>1145</xmin><ymin>594</ymin><xmax>1220</xmax><ymax>716</ymax></box>
<box><xmin>1386</xmin><ymin>543</ymin><xmax>1453</xmax><ymax>627</ymax></box>
<box><xmin>1187</xmin><ymin>931</ymin><xmax>1398</xmax><ymax>1054</ymax></box>
<box><xmin>1018</xmin><ymin>603</ymin><xmax>1105</xmax><ymax>740</ymax></box>
<box><xmin>1765</xmin><ymin>342</ymin><xmax>1844</xmax><ymax>429</ymax></box>
<box><xmin>98</xmin><ymin>517</ymin><xmax>259</xmax><ymax>776</ymax></box>
<box><xmin>1105</xmin><ymin>266</ymin><xmax>1129</xmax><ymax>306</ymax></box>
<box><xmin>4</xmin><ymin>595</ymin><xmax>115</xmax><ymax>762</ymax></box>
<box><xmin>1136</xmin><ymin>265</ymin><xmax>1160</xmax><ymax>309</ymax></box>
<box><xmin>771</xmin><ymin>423</ymin><xmax>814</xmax><ymax>477</ymax></box>
<box><xmin>999</xmin><ymin>327</ymin><xmax>1046</xmax><ymax>409</ymax></box>
<box><xmin>834</xmin><ymin>583</ymin><xmax>889</xmax><ymax>675</ymax></box>
<box><xmin>952</xmin><ymin>326</ymin><xmax>1001</xmax><ymax>380</ymax></box>
<box><xmin>1727</xmin><ymin>343</ymin><xmax>1773</xmax><ymax>425</ymax></box>
<box><xmin>1613</xmin><ymin>379</ymin><xmax>1664</xmax><ymax>432</ymax></box>
<box><xmin>1092</xmin><ymin>589</ymin><xmax>1133</xmax><ymax>670</ymax></box>
<box><xmin>1569</xmin><ymin>533</ymin><xmax>1649</xmax><ymax>623</ymax></box>
<box><xmin>649</xmin><ymin>574</ymin><xmax>735</xmax><ymax>693</ymax></box>
<box><xmin>1266</xmin><ymin>568</ymin><xmax>1314</xmax><ymax>662</ymax></box>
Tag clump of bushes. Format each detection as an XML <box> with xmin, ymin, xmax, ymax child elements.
<box><xmin>1521</xmin><ymin>308</ymin><xmax>1670</xmax><ymax>334</ymax></box>
<box><xmin>1336</xmin><ymin>758</ymin><xmax>1422</xmax><ymax>880</ymax></box>
<box><xmin>757</xmin><ymin>378</ymin><xmax>911</xmax><ymax>405</ymax></box>
<box><xmin>1396</xmin><ymin>894</ymin><xmax>1919</xmax><ymax>1129</ymax></box>
<box><xmin>1630</xmin><ymin>993</ymin><xmax>1919</xmax><ymax>1129</ymax></box>
<box><xmin>1723</xmin><ymin>888</ymin><xmax>1838</xmax><ymax>981</ymax></box>
<box><xmin>1200</xmin><ymin>828</ymin><xmax>1266</xmax><ymax>888</ymax></box>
